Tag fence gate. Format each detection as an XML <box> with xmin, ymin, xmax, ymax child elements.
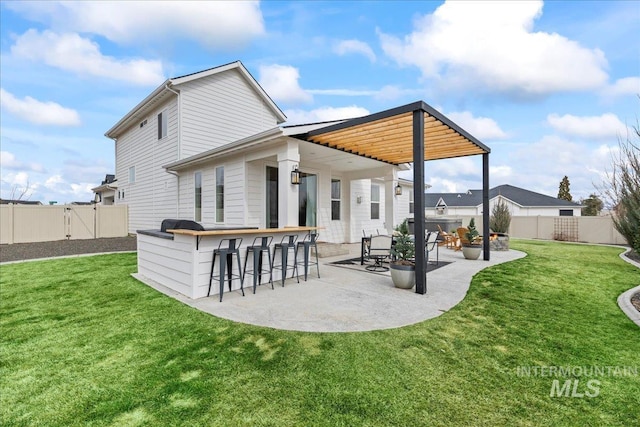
<box><xmin>67</xmin><ymin>206</ymin><xmax>96</xmax><ymax>240</ymax></box>
<box><xmin>553</xmin><ymin>217</ymin><xmax>579</xmax><ymax>242</ymax></box>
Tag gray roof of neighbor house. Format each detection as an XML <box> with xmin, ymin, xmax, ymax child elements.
<box><xmin>0</xmin><ymin>199</ymin><xmax>42</xmax><ymax>205</ymax></box>
<box><xmin>425</xmin><ymin>184</ymin><xmax>582</xmax><ymax>208</ymax></box>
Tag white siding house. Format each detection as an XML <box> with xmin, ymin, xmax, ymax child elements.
<box><xmin>425</xmin><ymin>184</ymin><xmax>583</xmax><ymax>217</ymax></box>
<box><xmin>105</xmin><ymin>61</ymin><xmax>417</xmax><ymax>242</ymax></box>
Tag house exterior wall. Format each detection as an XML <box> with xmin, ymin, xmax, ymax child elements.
<box><xmin>178</xmin><ymin>69</ymin><xmax>280</xmax><ymax>158</ymax></box>
<box><xmin>350</xmin><ymin>179</ymin><xmax>387</xmax><ymax>241</ymax></box>
<box><xmin>115</xmin><ymin>97</ymin><xmax>179</xmax><ymax>232</ymax></box>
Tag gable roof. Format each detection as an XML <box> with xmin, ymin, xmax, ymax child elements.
<box><xmin>425</xmin><ymin>184</ymin><xmax>582</xmax><ymax>208</ymax></box>
<box><xmin>105</xmin><ymin>61</ymin><xmax>286</xmax><ymax>139</ymax></box>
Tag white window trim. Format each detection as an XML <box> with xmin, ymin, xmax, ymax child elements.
<box><xmin>194</xmin><ymin>171</ymin><xmax>202</xmax><ymax>222</ymax></box>
<box><xmin>331</xmin><ymin>178</ymin><xmax>341</xmax><ymax>221</ymax></box>
<box><xmin>215</xmin><ymin>165</ymin><xmax>224</xmax><ymax>223</ymax></box>
<box><xmin>128</xmin><ymin>166</ymin><xmax>136</xmax><ymax>185</ymax></box>
<box><xmin>371</xmin><ymin>183</ymin><xmax>380</xmax><ymax>220</ymax></box>
<box><xmin>158</xmin><ymin>109</ymin><xmax>167</xmax><ymax>140</ymax></box>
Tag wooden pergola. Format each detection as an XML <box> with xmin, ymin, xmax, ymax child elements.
<box><xmin>297</xmin><ymin>101</ymin><xmax>491</xmax><ymax>295</ymax></box>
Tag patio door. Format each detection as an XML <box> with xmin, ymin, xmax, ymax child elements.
<box><xmin>299</xmin><ymin>172</ymin><xmax>317</xmax><ymax>227</ymax></box>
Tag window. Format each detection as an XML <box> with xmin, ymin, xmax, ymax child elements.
<box><xmin>128</xmin><ymin>166</ymin><xmax>135</xmax><ymax>184</ymax></box>
<box><xmin>194</xmin><ymin>172</ymin><xmax>202</xmax><ymax>222</ymax></box>
<box><xmin>409</xmin><ymin>189</ymin><xmax>414</xmax><ymax>214</ymax></box>
<box><xmin>371</xmin><ymin>184</ymin><xmax>380</xmax><ymax>220</ymax></box>
<box><xmin>559</xmin><ymin>209</ymin><xmax>574</xmax><ymax>216</ymax></box>
<box><xmin>216</xmin><ymin>166</ymin><xmax>224</xmax><ymax>222</ymax></box>
<box><xmin>331</xmin><ymin>179</ymin><xmax>341</xmax><ymax>220</ymax></box>
<box><xmin>157</xmin><ymin>110</ymin><xmax>167</xmax><ymax>139</ymax></box>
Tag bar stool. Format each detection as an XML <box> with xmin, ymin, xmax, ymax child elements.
<box><xmin>208</xmin><ymin>238</ymin><xmax>244</xmax><ymax>302</ymax></box>
<box><xmin>272</xmin><ymin>235</ymin><xmax>299</xmax><ymax>286</ymax></box>
<box><xmin>242</xmin><ymin>236</ymin><xmax>274</xmax><ymax>294</ymax></box>
<box><xmin>296</xmin><ymin>232</ymin><xmax>320</xmax><ymax>281</ymax></box>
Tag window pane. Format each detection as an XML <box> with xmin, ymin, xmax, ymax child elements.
<box><xmin>194</xmin><ymin>172</ymin><xmax>202</xmax><ymax>222</ymax></box>
<box><xmin>371</xmin><ymin>203</ymin><xmax>380</xmax><ymax>220</ymax></box>
<box><xmin>331</xmin><ymin>179</ymin><xmax>340</xmax><ymax>199</ymax></box>
<box><xmin>129</xmin><ymin>166</ymin><xmax>135</xmax><ymax>184</ymax></box>
<box><xmin>331</xmin><ymin>201</ymin><xmax>340</xmax><ymax>220</ymax></box>
<box><xmin>371</xmin><ymin>184</ymin><xmax>380</xmax><ymax>202</ymax></box>
<box><xmin>216</xmin><ymin>167</ymin><xmax>224</xmax><ymax>222</ymax></box>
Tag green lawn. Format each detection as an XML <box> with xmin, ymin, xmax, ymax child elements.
<box><xmin>1</xmin><ymin>240</ymin><xmax>639</xmax><ymax>426</ymax></box>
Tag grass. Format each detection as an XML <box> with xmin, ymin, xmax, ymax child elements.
<box><xmin>1</xmin><ymin>240</ymin><xmax>639</xmax><ymax>426</ymax></box>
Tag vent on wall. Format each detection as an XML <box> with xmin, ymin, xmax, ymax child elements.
<box><xmin>140</xmin><ymin>119</ymin><xmax>147</xmax><ymax>128</ymax></box>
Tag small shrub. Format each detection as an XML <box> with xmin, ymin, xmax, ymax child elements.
<box><xmin>465</xmin><ymin>218</ymin><xmax>481</xmax><ymax>245</ymax></box>
<box><xmin>391</xmin><ymin>219</ymin><xmax>415</xmax><ymax>264</ymax></box>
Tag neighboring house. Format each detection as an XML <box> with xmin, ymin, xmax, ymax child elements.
<box><xmin>425</xmin><ymin>184</ymin><xmax>583</xmax><ymax>217</ymax></box>
<box><xmin>104</xmin><ymin>61</ymin><xmax>419</xmax><ymax>243</ymax></box>
<box><xmin>0</xmin><ymin>199</ymin><xmax>43</xmax><ymax>205</ymax></box>
<box><xmin>92</xmin><ymin>174</ymin><xmax>117</xmax><ymax>205</ymax></box>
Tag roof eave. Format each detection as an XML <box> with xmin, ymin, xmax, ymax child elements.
<box><xmin>163</xmin><ymin>127</ymin><xmax>284</xmax><ymax>172</ymax></box>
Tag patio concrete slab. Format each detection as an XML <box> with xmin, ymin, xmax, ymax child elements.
<box><xmin>134</xmin><ymin>245</ymin><xmax>525</xmax><ymax>332</ymax></box>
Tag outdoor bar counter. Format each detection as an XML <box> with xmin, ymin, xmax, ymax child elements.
<box><xmin>136</xmin><ymin>226</ymin><xmax>320</xmax><ymax>299</ymax></box>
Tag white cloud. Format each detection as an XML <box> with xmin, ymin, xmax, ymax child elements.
<box><xmin>379</xmin><ymin>0</ymin><xmax>608</xmax><ymax>97</ymax></box>
<box><xmin>334</xmin><ymin>39</ymin><xmax>376</xmax><ymax>62</ymax></box>
<box><xmin>307</xmin><ymin>85</ymin><xmax>421</xmax><ymax>101</ymax></box>
<box><xmin>0</xmin><ymin>88</ymin><xmax>80</xmax><ymax>126</ymax></box>
<box><xmin>283</xmin><ymin>106</ymin><xmax>370</xmax><ymax>125</ymax></box>
<box><xmin>11</xmin><ymin>29</ymin><xmax>164</xmax><ymax>86</ymax></box>
<box><xmin>547</xmin><ymin>113</ymin><xmax>628</xmax><ymax>139</ymax></box>
<box><xmin>258</xmin><ymin>64</ymin><xmax>313</xmax><ymax>104</ymax></box>
<box><xmin>0</xmin><ymin>151</ymin><xmax>45</xmax><ymax>172</ymax></box>
<box><xmin>446</xmin><ymin>111</ymin><xmax>508</xmax><ymax>140</ymax></box>
<box><xmin>6</xmin><ymin>1</ymin><xmax>265</xmax><ymax>50</ymax></box>
<box><xmin>603</xmin><ymin>77</ymin><xmax>640</xmax><ymax>97</ymax></box>
<box><xmin>490</xmin><ymin>165</ymin><xmax>513</xmax><ymax>180</ymax></box>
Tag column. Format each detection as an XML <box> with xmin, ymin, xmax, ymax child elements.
<box><xmin>277</xmin><ymin>140</ymin><xmax>300</xmax><ymax>228</ymax></box>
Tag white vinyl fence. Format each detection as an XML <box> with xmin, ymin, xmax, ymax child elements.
<box><xmin>453</xmin><ymin>215</ymin><xmax>627</xmax><ymax>246</ymax></box>
<box><xmin>0</xmin><ymin>204</ymin><xmax>128</xmax><ymax>244</ymax></box>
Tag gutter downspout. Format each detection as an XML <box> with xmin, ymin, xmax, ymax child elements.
<box><xmin>165</xmin><ymin>83</ymin><xmax>181</xmax><ymax>217</ymax></box>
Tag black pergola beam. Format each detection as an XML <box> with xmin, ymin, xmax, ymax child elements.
<box><xmin>413</xmin><ymin>109</ymin><xmax>427</xmax><ymax>294</ymax></box>
<box><xmin>483</xmin><ymin>152</ymin><xmax>490</xmax><ymax>261</ymax></box>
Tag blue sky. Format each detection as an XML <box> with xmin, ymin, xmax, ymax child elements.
<box><xmin>1</xmin><ymin>0</ymin><xmax>638</xmax><ymax>204</ymax></box>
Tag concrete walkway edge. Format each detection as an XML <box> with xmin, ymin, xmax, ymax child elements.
<box><xmin>617</xmin><ymin>248</ymin><xmax>640</xmax><ymax>327</ymax></box>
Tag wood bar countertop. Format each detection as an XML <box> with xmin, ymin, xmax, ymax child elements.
<box><xmin>167</xmin><ymin>226</ymin><xmax>322</xmax><ymax>237</ymax></box>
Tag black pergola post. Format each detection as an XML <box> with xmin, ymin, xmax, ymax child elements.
<box><xmin>413</xmin><ymin>108</ymin><xmax>426</xmax><ymax>294</ymax></box>
<box><xmin>482</xmin><ymin>152</ymin><xmax>490</xmax><ymax>261</ymax></box>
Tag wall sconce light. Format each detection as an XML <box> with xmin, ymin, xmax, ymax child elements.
<box><xmin>291</xmin><ymin>166</ymin><xmax>301</xmax><ymax>185</ymax></box>
<box><xmin>356</xmin><ymin>196</ymin><xmax>363</xmax><ymax>204</ymax></box>
<box><xmin>395</xmin><ymin>183</ymin><xmax>402</xmax><ymax>196</ymax></box>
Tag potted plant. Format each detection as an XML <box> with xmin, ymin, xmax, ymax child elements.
<box><xmin>390</xmin><ymin>219</ymin><xmax>416</xmax><ymax>289</ymax></box>
<box><xmin>462</xmin><ymin>218</ymin><xmax>483</xmax><ymax>260</ymax></box>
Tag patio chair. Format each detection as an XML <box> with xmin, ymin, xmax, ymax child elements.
<box><xmin>437</xmin><ymin>225</ymin><xmax>456</xmax><ymax>249</ymax></box>
<box><xmin>366</xmin><ymin>235</ymin><xmax>393</xmax><ymax>272</ymax></box>
<box><xmin>456</xmin><ymin>227</ymin><xmax>469</xmax><ymax>251</ymax></box>
<box><xmin>425</xmin><ymin>231</ymin><xmax>440</xmax><ymax>266</ymax></box>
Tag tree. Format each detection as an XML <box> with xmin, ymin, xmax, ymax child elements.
<box><xmin>599</xmin><ymin>121</ymin><xmax>640</xmax><ymax>253</ymax></box>
<box><xmin>490</xmin><ymin>198</ymin><xmax>512</xmax><ymax>233</ymax></box>
<box><xmin>580</xmin><ymin>194</ymin><xmax>603</xmax><ymax>216</ymax></box>
<box><xmin>558</xmin><ymin>176</ymin><xmax>572</xmax><ymax>201</ymax></box>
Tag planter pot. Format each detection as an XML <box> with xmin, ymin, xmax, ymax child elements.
<box><xmin>490</xmin><ymin>233</ymin><xmax>510</xmax><ymax>251</ymax></box>
<box><xmin>462</xmin><ymin>245</ymin><xmax>482</xmax><ymax>260</ymax></box>
<box><xmin>390</xmin><ymin>263</ymin><xmax>416</xmax><ymax>289</ymax></box>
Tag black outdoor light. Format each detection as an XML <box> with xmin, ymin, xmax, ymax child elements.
<box><xmin>395</xmin><ymin>183</ymin><xmax>402</xmax><ymax>196</ymax></box>
<box><xmin>291</xmin><ymin>166</ymin><xmax>301</xmax><ymax>185</ymax></box>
